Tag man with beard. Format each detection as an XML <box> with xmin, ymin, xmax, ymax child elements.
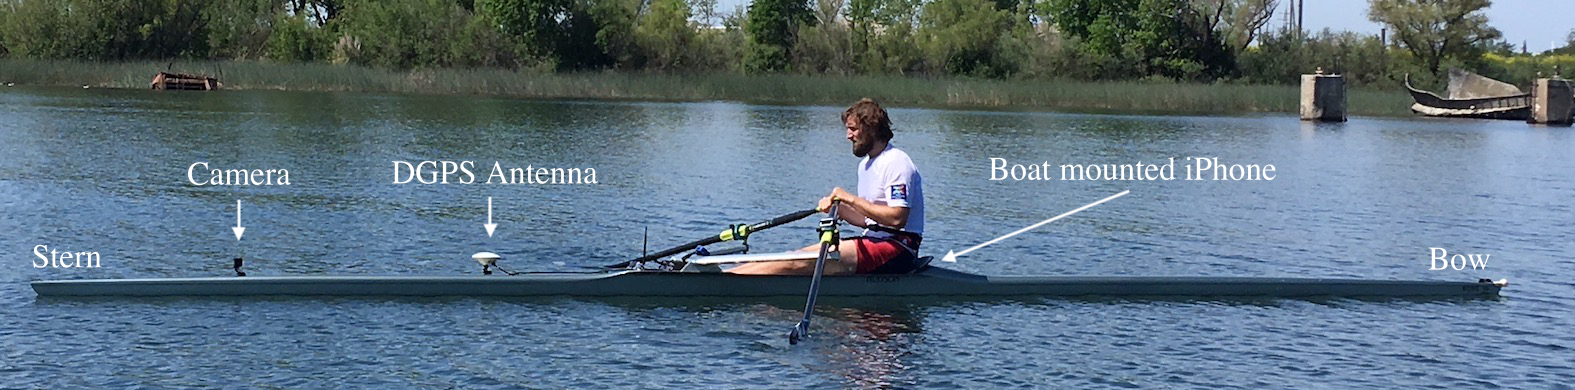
<box><xmin>729</xmin><ymin>98</ymin><xmax>925</xmax><ymax>275</ymax></box>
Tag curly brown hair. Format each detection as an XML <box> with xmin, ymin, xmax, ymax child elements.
<box><xmin>841</xmin><ymin>98</ymin><xmax>893</xmax><ymax>142</ymax></box>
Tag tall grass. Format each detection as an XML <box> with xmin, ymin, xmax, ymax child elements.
<box><xmin>0</xmin><ymin>59</ymin><xmax>1416</xmax><ymax>116</ymax></box>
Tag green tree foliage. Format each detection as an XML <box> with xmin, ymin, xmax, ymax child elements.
<box><xmin>1367</xmin><ymin>0</ymin><xmax>1501</xmax><ymax>77</ymax></box>
<box><xmin>636</xmin><ymin>0</ymin><xmax>696</xmax><ymax>71</ymax></box>
<box><xmin>845</xmin><ymin>0</ymin><xmax>877</xmax><ymax>58</ymax></box>
<box><xmin>0</xmin><ymin>0</ymin><xmax>208</xmax><ymax>60</ymax></box>
<box><xmin>0</xmin><ymin>0</ymin><xmax>1537</xmax><ymax>89</ymax></box>
<box><xmin>479</xmin><ymin>0</ymin><xmax>573</xmax><ymax>60</ymax></box>
<box><xmin>745</xmin><ymin>0</ymin><xmax>815</xmax><ymax>73</ymax></box>
<box><xmin>793</xmin><ymin>0</ymin><xmax>855</xmax><ymax>74</ymax></box>
<box><xmin>1190</xmin><ymin>0</ymin><xmax>1276</xmax><ymax>54</ymax></box>
<box><xmin>918</xmin><ymin>0</ymin><xmax>1013</xmax><ymax>77</ymax></box>
<box><xmin>205</xmin><ymin>0</ymin><xmax>280</xmax><ymax>59</ymax></box>
<box><xmin>1045</xmin><ymin>0</ymin><xmax>1129</xmax><ymax>58</ymax></box>
<box><xmin>267</xmin><ymin>14</ymin><xmax>329</xmax><ymax>62</ymax></box>
<box><xmin>1238</xmin><ymin>29</ymin><xmax>1396</xmax><ymax>88</ymax></box>
<box><xmin>586</xmin><ymin>0</ymin><xmax>642</xmax><ymax>67</ymax></box>
<box><xmin>687</xmin><ymin>2</ymin><xmax>744</xmax><ymax>72</ymax></box>
<box><xmin>337</xmin><ymin>0</ymin><xmax>521</xmax><ymax>69</ymax></box>
<box><xmin>1045</xmin><ymin>0</ymin><xmax>1234</xmax><ymax>80</ymax></box>
<box><xmin>696</xmin><ymin>4</ymin><xmax>751</xmax><ymax>72</ymax></box>
<box><xmin>1133</xmin><ymin>0</ymin><xmax>1234</xmax><ymax>80</ymax></box>
<box><xmin>862</xmin><ymin>0</ymin><xmax>924</xmax><ymax>74</ymax></box>
<box><xmin>557</xmin><ymin>0</ymin><xmax>615</xmax><ymax>69</ymax></box>
<box><xmin>476</xmin><ymin>0</ymin><xmax>611</xmax><ymax>69</ymax></box>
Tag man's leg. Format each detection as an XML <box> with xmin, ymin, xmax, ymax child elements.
<box><xmin>725</xmin><ymin>239</ymin><xmax>861</xmax><ymax>275</ymax></box>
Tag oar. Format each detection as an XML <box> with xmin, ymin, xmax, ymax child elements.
<box><xmin>601</xmin><ymin>209</ymin><xmax>818</xmax><ymax>269</ymax></box>
<box><xmin>789</xmin><ymin>201</ymin><xmax>840</xmax><ymax>345</ymax></box>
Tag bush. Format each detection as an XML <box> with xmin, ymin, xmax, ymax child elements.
<box><xmin>206</xmin><ymin>0</ymin><xmax>279</xmax><ymax>60</ymax></box>
<box><xmin>338</xmin><ymin>0</ymin><xmax>523</xmax><ymax>69</ymax></box>
<box><xmin>267</xmin><ymin>15</ymin><xmax>330</xmax><ymax>62</ymax></box>
<box><xmin>1238</xmin><ymin>29</ymin><xmax>1400</xmax><ymax>89</ymax></box>
<box><xmin>1481</xmin><ymin>53</ymin><xmax>1575</xmax><ymax>86</ymax></box>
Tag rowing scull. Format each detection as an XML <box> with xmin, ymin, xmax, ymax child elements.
<box><xmin>31</xmin><ymin>265</ymin><xmax>1505</xmax><ymax>298</ymax></box>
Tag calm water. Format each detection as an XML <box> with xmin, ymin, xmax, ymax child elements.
<box><xmin>2</xmin><ymin>87</ymin><xmax>1571</xmax><ymax>388</ymax></box>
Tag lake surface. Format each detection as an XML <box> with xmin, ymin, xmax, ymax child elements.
<box><xmin>2</xmin><ymin>87</ymin><xmax>1571</xmax><ymax>388</ymax></box>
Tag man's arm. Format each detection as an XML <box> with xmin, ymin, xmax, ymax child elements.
<box><xmin>827</xmin><ymin>188</ymin><xmax>910</xmax><ymax>228</ymax></box>
<box><xmin>817</xmin><ymin>195</ymin><xmax>867</xmax><ymax>228</ymax></box>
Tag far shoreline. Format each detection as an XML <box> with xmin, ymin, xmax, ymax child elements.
<box><xmin>0</xmin><ymin>59</ymin><xmax>1418</xmax><ymax>117</ymax></box>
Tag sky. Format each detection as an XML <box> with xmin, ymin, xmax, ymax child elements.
<box><xmin>1300</xmin><ymin>0</ymin><xmax>1571</xmax><ymax>52</ymax></box>
<box><xmin>713</xmin><ymin>0</ymin><xmax>1573</xmax><ymax>52</ymax></box>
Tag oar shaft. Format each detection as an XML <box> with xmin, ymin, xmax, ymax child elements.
<box><xmin>610</xmin><ymin>209</ymin><xmax>818</xmax><ymax>268</ymax></box>
<box><xmin>790</xmin><ymin>204</ymin><xmax>838</xmax><ymax>344</ymax></box>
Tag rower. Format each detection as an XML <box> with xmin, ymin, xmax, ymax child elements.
<box><xmin>729</xmin><ymin>98</ymin><xmax>925</xmax><ymax>275</ymax></box>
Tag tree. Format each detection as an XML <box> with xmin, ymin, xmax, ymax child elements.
<box><xmin>479</xmin><ymin>0</ymin><xmax>574</xmax><ymax>60</ymax></box>
<box><xmin>333</xmin><ymin>0</ymin><xmax>522</xmax><ymax>69</ymax></box>
<box><xmin>1046</xmin><ymin>0</ymin><xmax>1233</xmax><ymax>80</ymax></box>
<box><xmin>691</xmin><ymin>0</ymin><xmax>720</xmax><ymax>26</ymax></box>
<box><xmin>267</xmin><ymin>13</ymin><xmax>329</xmax><ymax>62</ymax></box>
<box><xmin>869</xmin><ymin>0</ymin><xmax>926</xmax><ymax>74</ymax></box>
<box><xmin>636</xmin><ymin>0</ymin><xmax>696</xmax><ymax>70</ymax></box>
<box><xmin>1135</xmin><ymin>0</ymin><xmax>1235</xmax><ymax>79</ymax></box>
<box><xmin>845</xmin><ymin>0</ymin><xmax>878</xmax><ymax>63</ymax></box>
<box><xmin>205</xmin><ymin>0</ymin><xmax>281</xmax><ymax>60</ymax></box>
<box><xmin>792</xmin><ymin>0</ymin><xmax>853</xmax><ymax>74</ymax></box>
<box><xmin>0</xmin><ymin>0</ymin><xmax>209</xmax><ymax>60</ymax></box>
<box><xmin>918</xmin><ymin>0</ymin><xmax>1013</xmax><ymax>77</ymax></box>
<box><xmin>1191</xmin><ymin>0</ymin><xmax>1276</xmax><ymax>54</ymax></box>
<box><xmin>1045</xmin><ymin>0</ymin><xmax>1136</xmax><ymax>58</ymax></box>
<box><xmin>744</xmin><ymin>0</ymin><xmax>814</xmax><ymax>72</ymax></box>
<box><xmin>586</xmin><ymin>0</ymin><xmax>643</xmax><ymax>68</ymax></box>
<box><xmin>1367</xmin><ymin>0</ymin><xmax>1501</xmax><ymax>77</ymax></box>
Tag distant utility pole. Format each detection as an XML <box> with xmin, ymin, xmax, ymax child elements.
<box><xmin>1284</xmin><ymin>0</ymin><xmax>1305</xmax><ymax>40</ymax></box>
<box><xmin>1380</xmin><ymin>27</ymin><xmax>1387</xmax><ymax>69</ymax></box>
<box><xmin>1297</xmin><ymin>0</ymin><xmax>1305</xmax><ymax>38</ymax></box>
<box><xmin>1284</xmin><ymin>1</ymin><xmax>1296</xmax><ymax>38</ymax></box>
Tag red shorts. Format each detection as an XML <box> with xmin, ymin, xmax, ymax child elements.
<box><xmin>853</xmin><ymin>236</ymin><xmax>922</xmax><ymax>274</ymax></box>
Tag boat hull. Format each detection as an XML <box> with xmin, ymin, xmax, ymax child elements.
<box><xmin>1405</xmin><ymin>71</ymin><xmax>1531</xmax><ymax>120</ymax></box>
<box><xmin>31</xmin><ymin>268</ymin><xmax>1504</xmax><ymax>299</ymax></box>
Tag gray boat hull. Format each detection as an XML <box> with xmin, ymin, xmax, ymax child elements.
<box><xmin>32</xmin><ymin>267</ymin><xmax>1505</xmax><ymax>299</ymax></box>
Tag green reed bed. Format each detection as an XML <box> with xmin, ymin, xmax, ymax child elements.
<box><xmin>0</xmin><ymin>59</ymin><xmax>1414</xmax><ymax>117</ymax></box>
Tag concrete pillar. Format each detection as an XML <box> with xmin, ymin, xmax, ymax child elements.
<box><xmin>1529</xmin><ymin>78</ymin><xmax>1573</xmax><ymax>125</ymax></box>
<box><xmin>1300</xmin><ymin>68</ymin><xmax>1346</xmax><ymax>122</ymax></box>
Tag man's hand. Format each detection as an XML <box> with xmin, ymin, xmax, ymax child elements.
<box><xmin>829</xmin><ymin>187</ymin><xmax>856</xmax><ymax>201</ymax></box>
<box><xmin>816</xmin><ymin>196</ymin><xmax>835</xmax><ymax>213</ymax></box>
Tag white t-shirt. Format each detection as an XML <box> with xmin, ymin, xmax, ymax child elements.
<box><xmin>857</xmin><ymin>143</ymin><xmax>924</xmax><ymax>236</ymax></box>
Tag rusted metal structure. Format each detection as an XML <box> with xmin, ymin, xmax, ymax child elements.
<box><xmin>151</xmin><ymin>72</ymin><xmax>221</xmax><ymax>91</ymax></box>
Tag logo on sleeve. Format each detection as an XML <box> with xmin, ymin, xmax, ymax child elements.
<box><xmin>889</xmin><ymin>184</ymin><xmax>907</xmax><ymax>200</ymax></box>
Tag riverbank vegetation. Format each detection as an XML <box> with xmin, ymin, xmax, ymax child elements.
<box><xmin>0</xmin><ymin>0</ymin><xmax>1569</xmax><ymax>115</ymax></box>
<box><xmin>0</xmin><ymin>58</ymin><xmax>1421</xmax><ymax>116</ymax></box>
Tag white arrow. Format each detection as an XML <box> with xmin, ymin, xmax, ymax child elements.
<box><xmin>484</xmin><ymin>197</ymin><xmax>497</xmax><ymax>237</ymax></box>
<box><xmin>233</xmin><ymin>199</ymin><xmax>246</xmax><ymax>240</ymax></box>
<box><xmin>942</xmin><ymin>190</ymin><xmax>1129</xmax><ymax>263</ymax></box>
